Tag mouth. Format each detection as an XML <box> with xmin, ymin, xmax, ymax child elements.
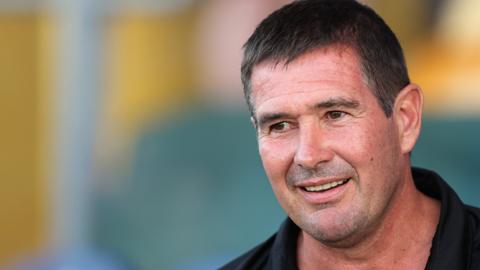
<box><xmin>301</xmin><ymin>178</ymin><xmax>351</xmax><ymax>193</ymax></box>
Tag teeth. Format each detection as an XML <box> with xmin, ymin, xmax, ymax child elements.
<box><xmin>304</xmin><ymin>179</ymin><xmax>349</xmax><ymax>192</ymax></box>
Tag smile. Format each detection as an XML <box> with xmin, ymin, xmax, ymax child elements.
<box><xmin>303</xmin><ymin>178</ymin><xmax>351</xmax><ymax>192</ymax></box>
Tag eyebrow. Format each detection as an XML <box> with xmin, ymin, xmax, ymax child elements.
<box><xmin>256</xmin><ymin>97</ymin><xmax>360</xmax><ymax>128</ymax></box>
<box><xmin>315</xmin><ymin>97</ymin><xmax>360</xmax><ymax>110</ymax></box>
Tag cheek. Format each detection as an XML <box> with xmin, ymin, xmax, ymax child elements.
<box><xmin>258</xmin><ymin>139</ymin><xmax>295</xmax><ymax>182</ymax></box>
<box><xmin>326</xmin><ymin>126</ymin><xmax>369</xmax><ymax>163</ymax></box>
<box><xmin>336</xmin><ymin>119</ymin><xmax>394</xmax><ymax>163</ymax></box>
<box><xmin>345</xmin><ymin>122</ymin><xmax>401</xmax><ymax>190</ymax></box>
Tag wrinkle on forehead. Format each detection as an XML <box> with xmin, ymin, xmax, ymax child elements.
<box><xmin>254</xmin><ymin>88</ymin><xmax>358</xmax><ymax>110</ymax></box>
<box><xmin>250</xmin><ymin>46</ymin><xmax>368</xmax><ymax>108</ymax></box>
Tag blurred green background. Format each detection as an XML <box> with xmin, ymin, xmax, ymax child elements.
<box><xmin>0</xmin><ymin>0</ymin><xmax>479</xmax><ymax>269</ymax></box>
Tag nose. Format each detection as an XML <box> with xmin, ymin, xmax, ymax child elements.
<box><xmin>293</xmin><ymin>123</ymin><xmax>334</xmax><ymax>169</ymax></box>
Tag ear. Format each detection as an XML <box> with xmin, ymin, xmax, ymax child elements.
<box><xmin>393</xmin><ymin>84</ymin><xmax>423</xmax><ymax>154</ymax></box>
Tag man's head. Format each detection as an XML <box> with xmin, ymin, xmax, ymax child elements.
<box><xmin>242</xmin><ymin>0</ymin><xmax>410</xmax><ymax>118</ymax></box>
<box><xmin>244</xmin><ymin>0</ymin><xmax>423</xmax><ymax>247</ymax></box>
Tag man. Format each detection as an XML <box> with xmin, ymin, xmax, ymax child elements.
<box><xmin>220</xmin><ymin>0</ymin><xmax>480</xmax><ymax>269</ymax></box>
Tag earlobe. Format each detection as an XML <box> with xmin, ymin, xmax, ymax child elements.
<box><xmin>393</xmin><ymin>84</ymin><xmax>423</xmax><ymax>154</ymax></box>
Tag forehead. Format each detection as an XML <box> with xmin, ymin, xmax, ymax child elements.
<box><xmin>250</xmin><ymin>46</ymin><xmax>372</xmax><ymax>114</ymax></box>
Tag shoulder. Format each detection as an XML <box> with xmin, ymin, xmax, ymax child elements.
<box><xmin>466</xmin><ymin>205</ymin><xmax>480</xmax><ymax>269</ymax></box>
<box><xmin>219</xmin><ymin>234</ymin><xmax>276</xmax><ymax>270</ymax></box>
<box><xmin>466</xmin><ymin>204</ymin><xmax>480</xmax><ymax>241</ymax></box>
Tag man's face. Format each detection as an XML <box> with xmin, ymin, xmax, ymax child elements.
<box><xmin>251</xmin><ymin>47</ymin><xmax>405</xmax><ymax>246</ymax></box>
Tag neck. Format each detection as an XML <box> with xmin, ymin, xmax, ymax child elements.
<box><xmin>297</xmin><ymin>169</ymin><xmax>440</xmax><ymax>270</ymax></box>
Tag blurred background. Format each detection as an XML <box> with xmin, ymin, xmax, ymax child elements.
<box><xmin>0</xmin><ymin>0</ymin><xmax>479</xmax><ymax>269</ymax></box>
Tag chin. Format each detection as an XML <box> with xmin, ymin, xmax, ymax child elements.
<box><xmin>306</xmin><ymin>223</ymin><xmax>357</xmax><ymax>244</ymax></box>
<box><xmin>297</xmin><ymin>209</ymin><xmax>371</xmax><ymax>247</ymax></box>
<box><xmin>308</xmin><ymin>227</ymin><xmax>362</xmax><ymax>247</ymax></box>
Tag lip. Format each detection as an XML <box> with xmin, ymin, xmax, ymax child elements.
<box><xmin>295</xmin><ymin>176</ymin><xmax>350</xmax><ymax>188</ymax></box>
<box><xmin>296</xmin><ymin>178</ymin><xmax>351</xmax><ymax>204</ymax></box>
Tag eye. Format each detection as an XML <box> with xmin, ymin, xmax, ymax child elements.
<box><xmin>326</xmin><ymin>111</ymin><xmax>347</xmax><ymax>120</ymax></box>
<box><xmin>269</xmin><ymin>121</ymin><xmax>291</xmax><ymax>133</ymax></box>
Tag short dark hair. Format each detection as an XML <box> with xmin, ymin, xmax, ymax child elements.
<box><xmin>241</xmin><ymin>0</ymin><xmax>410</xmax><ymax>117</ymax></box>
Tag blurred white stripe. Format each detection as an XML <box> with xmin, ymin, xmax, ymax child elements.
<box><xmin>48</xmin><ymin>0</ymin><xmax>102</xmax><ymax>251</ymax></box>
